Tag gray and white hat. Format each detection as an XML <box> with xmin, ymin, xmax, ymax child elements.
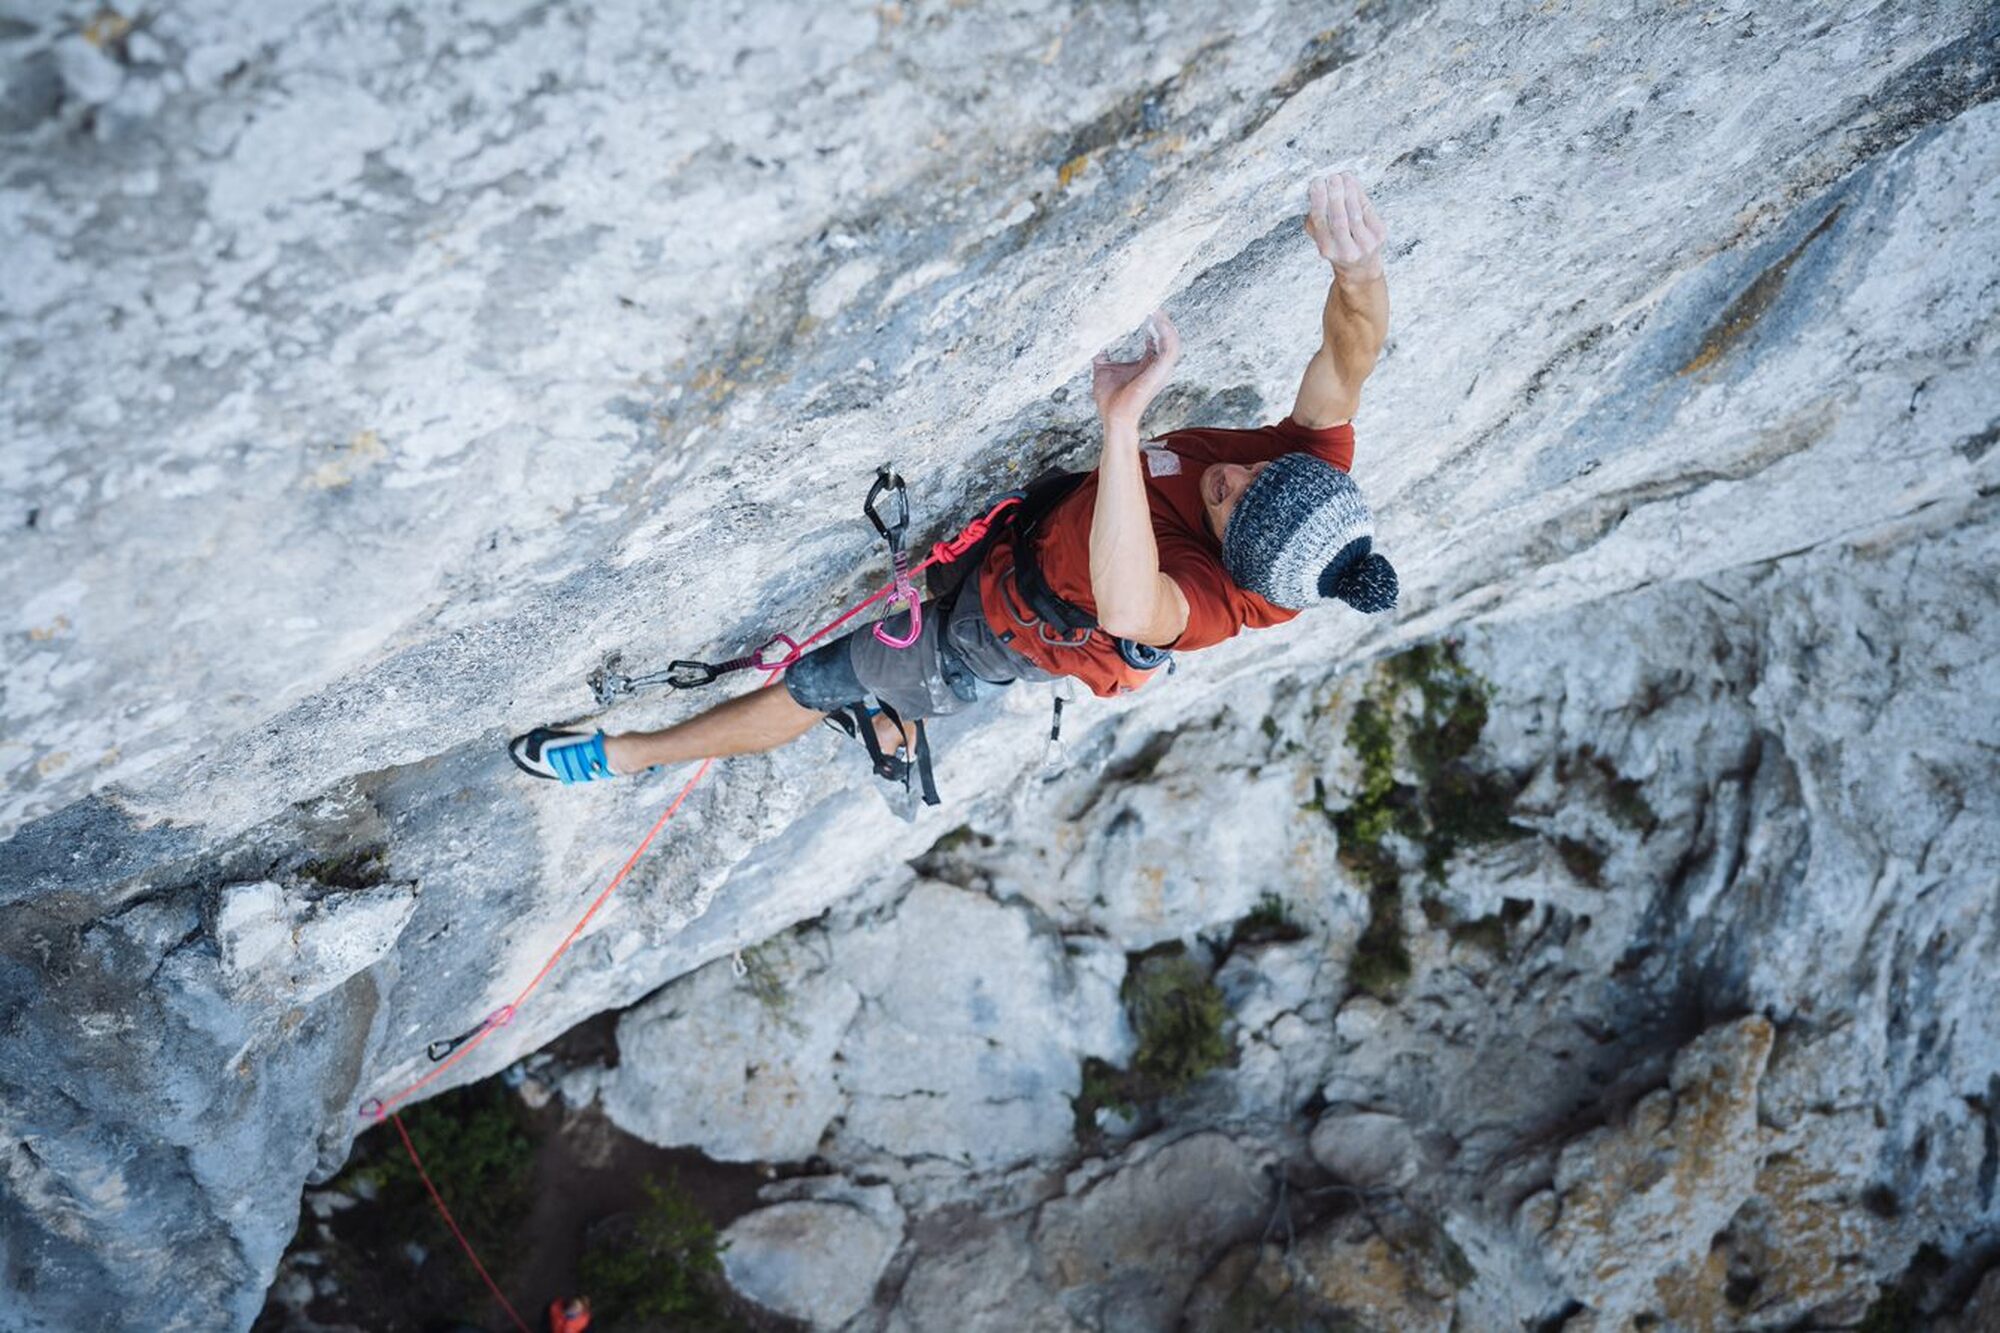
<box><xmin>1220</xmin><ymin>452</ymin><xmax>1399</xmax><ymax>613</ymax></box>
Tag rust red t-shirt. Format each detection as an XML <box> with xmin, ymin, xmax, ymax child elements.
<box><xmin>975</xmin><ymin>416</ymin><xmax>1356</xmax><ymax>696</ymax></box>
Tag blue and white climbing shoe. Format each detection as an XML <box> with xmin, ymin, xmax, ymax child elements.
<box><xmin>509</xmin><ymin>728</ymin><xmax>615</xmax><ymax>783</ymax></box>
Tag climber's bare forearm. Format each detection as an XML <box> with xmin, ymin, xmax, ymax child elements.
<box><xmin>1294</xmin><ymin>267</ymin><xmax>1389</xmax><ymax>428</ymax></box>
<box><xmin>1090</xmin><ymin>418</ymin><xmax>1187</xmax><ymax>641</ymax></box>
<box><xmin>1087</xmin><ymin>312</ymin><xmax>1192</xmax><ymax>645</ymax></box>
<box><xmin>1293</xmin><ymin>171</ymin><xmax>1391</xmax><ymax>429</ymax></box>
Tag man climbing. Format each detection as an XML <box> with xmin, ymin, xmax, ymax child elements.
<box><xmin>511</xmin><ymin>171</ymin><xmax>1397</xmax><ymax>794</ymax></box>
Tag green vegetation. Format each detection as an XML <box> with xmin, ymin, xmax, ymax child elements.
<box><xmin>578</xmin><ymin>1174</ymin><xmax>733</xmax><ymax>1329</ymax></box>
<box><xmin>297</xmin><ymin>843</ymin><xmax>389</xmax><ymax>891</ymax></box>
<box><xmin>1309</xmin><ymin>642</ymin><xmax>1527</xmax><ymax>999</ymax></box>
<box><xmin>1230</xmin><ymin>893</ymin><xmax>1308</xmax><ymax>948</ymax></box>
<box><xmin>1127</xmin><ymin>949</ymin><xmax>1231</xmax><ymax>1089</ymax></box>
<box><xmin>735</xmin><ymin>942</ymin><xmax>801</xmax><ymax>1036</ymax></box>
<box><xmin>1074</xmin><ymin>945</ymin><xmax>1233</xmax><ymax>1133</ymax></box>
<box><xmin>333</xmin><ymin>1081</ymin><xmax>536</xmax><ymax>1275</ymax></box>
<box><xmin>1854</xmin><ymin>1244</ymin><xmax>1948</xmax><ymax>1333</ymax></box>
<box><xmin>1077</xmin><ymin>1057</ymin><xmax>1137</xmax><ymax>1123</ymax></box>
<box><xmin>1855</xmin><ymin>1289</ymin><xmax>1918</xmax><ymax>1333</ymax></box>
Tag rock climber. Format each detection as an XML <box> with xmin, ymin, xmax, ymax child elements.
<box><xmin>511</xmin><ymin>171</ymin><xmax>1397</xmax><ymax>792</ymax></box>
<box><xmin>547</xmin><ymin>1295</ymin><xmax>591</xmax><ymax>1333</ymax></box>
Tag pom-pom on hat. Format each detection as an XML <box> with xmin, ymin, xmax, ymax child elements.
<box><xmin>1220</xmin><ymin>452</ymin><xmax>1399</xmax><ymax>613</ymax></box>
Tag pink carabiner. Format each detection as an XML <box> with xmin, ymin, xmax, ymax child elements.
<box><xmin>753</xmin><ymin>633</ymin><xmax>803</xmax><ymax>671</ymax></box>
<box><xmin>872</xmin><ymin>550</ymin><xmax>923</xmax><ymax>649</ymax></box>
<box><xmin>873</xmin><ymin>593</ymin><xmax>923</xmax><ymax>648</ymax></box>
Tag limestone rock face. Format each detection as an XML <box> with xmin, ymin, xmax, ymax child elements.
<box><xmin>1535</xmin><ymin>1016</ymin><xmax>1776</xmax><ymax>1317</ymax></box>
<box><xmin>1308</xmin><ymin>1110</ymin><xmax>1426</xmax><ymax>1191</ymax></box>
<box><xmin>601</xmin><ymin>937</ymin><xmax>860</xmax><ymax>1163</ymax></box>
<box><xmin>2</xmin><ymin>0</ymin><xmax>1997</xmax><ymax>1329</ymax></box>
<box><xmin>719</xmin><ymin>1199</ymin><xmax>900</xmax><ymax>1330</ymax></box>
<box><xmin>598</xmin><ymin>878</ymin><xmax>1131</xmax><ymax>1175</ymax></box>
<box><xmin>214</xmin><ymin>877</ymin><xmax>417</xmax><ymax>1008</ymax></box>
<box><xmin>1030</xmin><ymin>1133</ymin><xmax>1276</xmax><ymax>1331</ymax></box>
<box><xmin>1183</xmin><ymin>1214</ymin><xmax>1461</xmax><ymax>1333</ymax></box>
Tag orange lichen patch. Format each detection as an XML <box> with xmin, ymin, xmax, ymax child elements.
<box><xmin>1680</xmin><ymin>207</ymin><xmax>1843</xmax><ymax>376</ymax></box>
<box><xmin>1057</xmin><ymin>152</ymin><xmax>1094</xmax><ymax>190</ymax></box>
<box><xmin>28</xmin><ymin>615</ymin><xmax>71</xmax><ymax>641</ymax></box>
<box><xmin>1548</xmin><ymin>1017</ymin><xmax>1775</xmax><ymax>1308</ymax></box>
<box><xmin>1277</xmin><ymin>1224</ymin><xmax>1454</xmax><ymax>1332</ymax></box>
<box><xmin>1654</xmin><ymin>1242</ymin><xmax>1734</xmax><ymax>1329</ymax></box>
<box><xmin>82</xmin><ymin>10</ymin><xmax>132</xmax><ymax>48</ymax></box>
<box><xmin>36</xmin><ymin>750</ymin><xmax>70</xmax><ymax>777</ymax></box>
<box><xmin>1721</xmin><ymin>1146</ymin><xmax>1878</xmax><ymax>1317</ymax></box>
<box><xmin>306</xmin><ymin>429</ymin><xmax>388</xmax><ymax>490</ymax></box>
<box><xmin>1669</xmin><ymin>1017</ymin><xmax>1773</xmax><ymax>1209</ymax></box>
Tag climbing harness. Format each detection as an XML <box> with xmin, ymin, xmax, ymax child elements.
<box><xmin>592</xmin><ymin>471</ymin><xmax>1023</xmax><ymax>706</ymax></box>
<box><xmin>823</xmin><ymin>697</ymin><xmax>941</xmax><ymax>810</ymax></box>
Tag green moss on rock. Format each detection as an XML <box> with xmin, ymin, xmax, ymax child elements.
<box><xmin>1073</xmin><ymin>945</ymin><xmax>1233</xmax><ymax>1131</ymax></box>
<box><xmin>1317</xmin><ymin>641</ymin><xmax>1528</xmax><ymax>997</ymax></box>
<box><xmin>1230</xmin><ymin>892</ymin><xmax>1308</xmax><ymax>948</ymax></box>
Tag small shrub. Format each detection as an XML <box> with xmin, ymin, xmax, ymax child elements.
<box><xmin>368</xmin><ymin>1082</ymin><xmax>535</xmax><ymax>1248</ymax></box>
<box><xmin>296</xmin><ymin>844</ymin><xmax>389</xmax><ymax>891</ymax></box>
<box><xmin>1127</xmin><ymin>950</ymin><xmax>1231</xmax><ymax>1091</ymax></box>
<box><xmin>1348</xmin><ymin>893</ymin><xmax>1411</xmax><ymax>998</ymax></box>
<box><xmin>1073</xmin><ymin>947</ymin><xmax>1233</xmax><ymax>1131</ymax></box>
<box><xmin>1315</xmin><ymin>642</ymin><xmax>1531</xmax><ymax>997</ymax></box>
<box><xmin>735</xmin><ymin>943</ymin><xmax>802</xmax><ymax>1037</ymax></box>
<box><xmin>1076</xmin><ymin>1057</ymin><xmax>1137</xmax><ymax>1125</ymax></box>
<box><xmin>578</xmin><ymin>1175</ymin><xmax>732</xmax><ymax>1328</ymax></box>
<box><xmin>1231</xmin><ymin>893</ymin><xmax>1307</xmax><ymax>948</ymax></box>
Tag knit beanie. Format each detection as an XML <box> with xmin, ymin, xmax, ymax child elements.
<box><xmin>1220</xmin><ymin>453</ymin><xmax>1399</xmax><ymax>613</ymax></box>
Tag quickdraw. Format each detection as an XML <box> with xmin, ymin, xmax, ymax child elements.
<box><xmin>593</xmin><ymin>473</ymin><xmax>1023</xmax><ymax>703</ymax></box>
<box><xmin>865</xmin><ymin>468</ymin><xmax>924</xmax><ymax>649</ymax></box>
<box><xmin>425</xmin><ymin>1004</ymin><xmax>516</xmax><ymax>1064</ymax></box>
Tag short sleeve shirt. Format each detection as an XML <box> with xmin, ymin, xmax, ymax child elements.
<box><xmin>975</xmin><ymin>417</ymin><xmax>1355</xmax><ymax>696</ymax></box>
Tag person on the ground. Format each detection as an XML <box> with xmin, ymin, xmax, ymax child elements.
<box><xmin>511</xmin><ymin>171</ymin><xmax>1397</xmax><ymax>787</ymax></box>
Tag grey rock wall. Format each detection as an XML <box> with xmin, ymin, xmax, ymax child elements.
<box><xmin>586</xmin><ymin>492</ymin><xmax>1996</xmax><ymax>1329</ymax></box>
<box><xmin>3</xmin><ymin>0</ymin><xmax>1997</xmax><ymax>1329</ymax></box>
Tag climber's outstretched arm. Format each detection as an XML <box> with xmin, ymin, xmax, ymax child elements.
<box><xmin>1089</xmin><ymin>311</ymin><xmax>1191</xmax><ymax>646</ymax></box>
<box><xmin>1292</xmin><ymin>171</ymin><xmax>1390</xmax><ymax>430</ymax></box>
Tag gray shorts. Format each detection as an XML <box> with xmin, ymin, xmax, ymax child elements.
<box><xmin>784</xmin><ymin>576</ymin><xmax>1054</xmax><ymax>720</ymax></box>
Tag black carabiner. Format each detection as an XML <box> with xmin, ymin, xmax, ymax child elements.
<box><xmin>425</xmin><ymin>1005</ymin><xmax>515</xmax><ymax>1063</ymax></box>
<box><xmin>864</xmin><ymin>467</ymin><xmax>910</xmax><ymax>549</ymax></box>
<box><xmin>427</xmin><ymin>1029</ymin><xmax>476</xmax><ymax>1063</ymax></box>
<box><xmin>665</xmin><ymin>660</ymin><xmax>721</xmax><ymax>689</ymax></box>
